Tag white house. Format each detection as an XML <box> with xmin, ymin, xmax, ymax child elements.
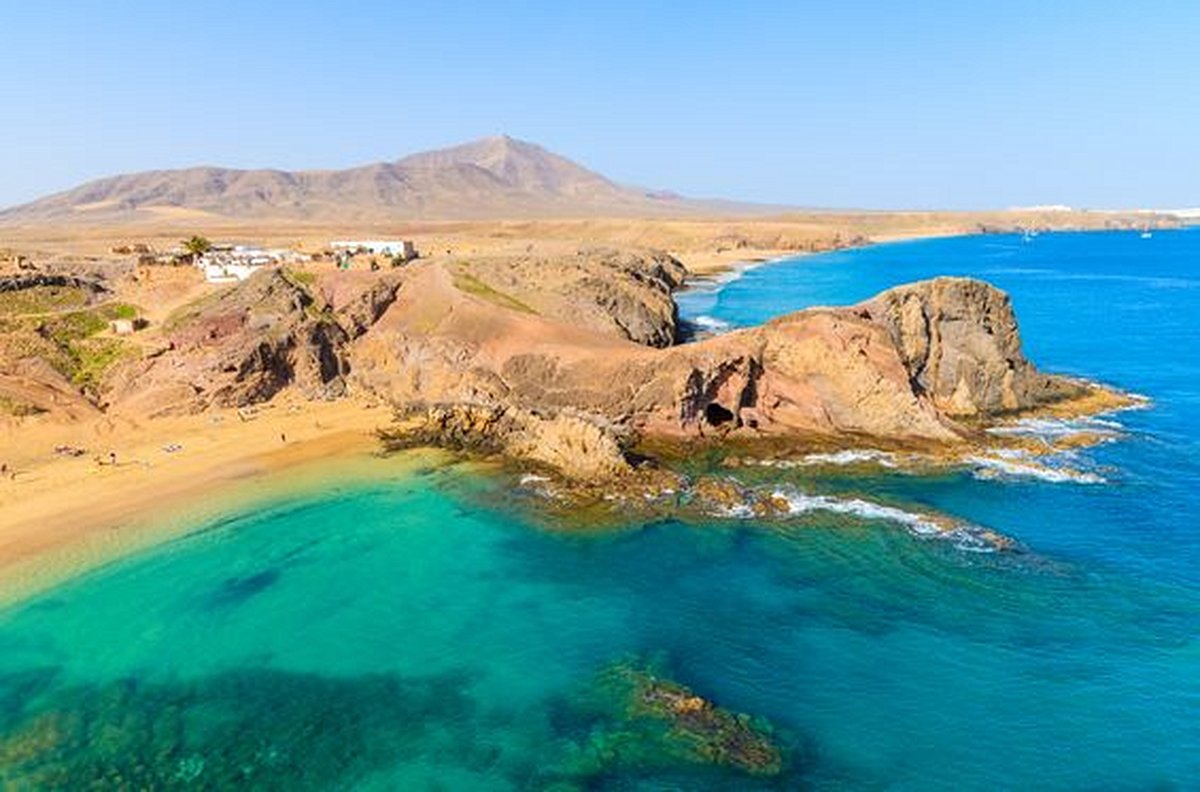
<box><xmin>197</xmin><ymin>245</ymin><xmax>302</xmax><ymax>283</ymax></box>
<box><xmin>331</xmin><ymin>239</ymin><xmax>417</xmax><ymax>261</ymax></box>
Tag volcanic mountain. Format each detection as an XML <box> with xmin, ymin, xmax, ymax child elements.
<box><xmin>0</xmin><ymin>136</ymin><xmax>761</xmax><ymax>225</ymax></box>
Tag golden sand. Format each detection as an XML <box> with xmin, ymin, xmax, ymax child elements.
<box><xmin>0</xmin><ymin>396</ymin><xmax>442</xmax><ymax>608</ymax></box>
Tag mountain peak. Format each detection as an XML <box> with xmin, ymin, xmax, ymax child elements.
<box><xmin>396</xmin><ymin>135</ymin><xmax>551</xmax><ymax>168</ymax></box>
<box><xmin>0</xmin><ymin>137</ymin><xmax>761</xmax><ymax>225</ymax></box>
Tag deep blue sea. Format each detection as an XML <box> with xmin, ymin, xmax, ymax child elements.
<box><xmin>2</xmin><ymin>230</ymin><xmax>1198</xmax><ymax>789</ymax></box>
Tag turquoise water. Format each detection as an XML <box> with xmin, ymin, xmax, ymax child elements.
<box><xmin>3</xmin><ymin>231</ymin><xmax>1199</xmax><ymax>789</ymax></box>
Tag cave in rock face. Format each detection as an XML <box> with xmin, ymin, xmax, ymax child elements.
<box><xmin>704</xmin><ymin>402</ymin><xmax>736</xmax><ymax>427</ymax></box>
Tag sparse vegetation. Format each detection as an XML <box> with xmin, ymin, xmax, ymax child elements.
<box><xmin>68</xmin><ymin>337</ymin><xmax>139</xmax><ymax>389</ymax></box>
<box><xmin>284</xmin><ymin>268</ymin><xmax>317</xmax><ymax>287</ymax></box>
<box><xmin>0</xmin><ymin>394</ymin><xmax>46</xmax><ymax>417</ymax></box>
<box><xmin>451</xmin><ymin>269</ymin><xmax>536</xmax><ymax>314</ymax></box>
<box><xmin>0</xmin><ymin>286</ymin><xmax>89</xmax><ymax>316</ymax></box>
<box><xmin>0</xmin><ymin>301</ymin><xmax>144</xmax><ymax>396</ymax></box>
<box><xmin>182</xmin><ymin>235</ymin><xmax>213</xmax><ymax>259</ymax></box>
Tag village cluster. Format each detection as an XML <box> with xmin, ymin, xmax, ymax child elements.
<box><xmin>193</xmin><ymin>238</ymin><xmax>418</xmax><ymax>283</ymax></box>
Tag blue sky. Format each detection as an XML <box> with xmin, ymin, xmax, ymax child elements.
<box><xmin>1</xmin><ymin>0</ymin><xmax>1197</xmax><ymax>210</ymax></box>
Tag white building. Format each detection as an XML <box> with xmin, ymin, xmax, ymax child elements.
<box><xmin>331</xmin><ymin>239</ymin><xmax>417</xmax><ymax>261</ymax></box>
<box><xmin>197</xmin><ymin>245</ymin><xmax>303</xmax><ymax>283</ymax></box>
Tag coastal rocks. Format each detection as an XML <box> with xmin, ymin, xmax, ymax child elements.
<box><xmin>355</xmin><ymin>259</ymin><xmax>1103</xmax><ymax>473</ymax></box>
<box><xmin>568</xmin><ymin>248</ymin><xmax>687</xmax><ymax>347</ymax></box>
<box><xmin>679</xmin><ymin>354</ymin><xmax>764</xmax><ymax>432</ymax></box>
<box><xmin>0</xmin><ymin>358</ymin><xmax>100</xmax><ymax>421</ymax></box>
<box><xmin>107</xmin><ymin>270</ymin><xmax>400</xmax><ymax>414</ymax></box>
<box><xmin>612</xmin><ymin>665</ymin><xmax>784</xmax><ymax>776</ymax></box>
<box><xmin>639</xmin><ymin>277</ymin><xmax>1089</xmax><ymax>441</ymax></box>
<box><xmin>448</xmin><ymin>247</ymin><xmax>687</xmax><ymax>347</ymax></box>
<box><xmin>380</xmin><ymin>403</ymin><xmax>632</xmax><ymax>481</ymax></box>
<box><xmin>861</xmin><ymin>277</ymin><xmax>1083</xmax><ymax>416</ymax></box>
<box><xmin>331</xmin><ymin>274</ymin><xmax>404</xmax><ymax>339</ymax></box>
<box><xmin>630</xmin><ymin>308</ymin><xmax>960</xmax><ymax>443</ymax></box>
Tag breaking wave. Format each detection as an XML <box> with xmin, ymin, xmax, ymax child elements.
<box><xmin>788</xmin><ymin>449</ymin><xmax>898</xmax><ymax>468</ymax></box>
<box><xmin>737</xmin><ymin>449</ymin><xmax>900</xmax><ymax>469</ymax></box>
<box><xmin>966</xmin><ymin>452</ymin><xmax>1107</xmax><ymax>485</ymax></box>
<box><xmin>985</xmin><ymin>415</ymin><xmax>1126</xmax><ymax>442</ymax></box>
<box><xmin>718</xmin><ymin>487</ymin><xmax>1014</xmax><ymax>553</ymax></box>
<box><xmin>689</xmin><ymin>314</ymin><xmax>732</xmax><ymax>332</ymax></box>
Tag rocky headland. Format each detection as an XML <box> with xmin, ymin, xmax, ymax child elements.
<box><xmin>1</xmin><ymin>241</ymin><xmax>1137</xmax><ymax>557</ymax></box>
<box><xmin>4</xmin><ymin>245</ymin><xmax>1132</xmax><ymax>477</ymax></box>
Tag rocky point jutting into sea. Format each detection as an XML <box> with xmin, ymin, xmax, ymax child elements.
<box><xmin>15</xmin><ymin>242</ymin><xmax>1124</xmax><ymax>494</ymax></box>
<box><xmin>3</xmin><ymin>228</ymin><xmax>1196</xmax><ymax>791</ymax></box>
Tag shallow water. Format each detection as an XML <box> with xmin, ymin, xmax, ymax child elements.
<box><xmin>3</xmin><ymin>231</ymin><xmax>1199</xmax><ymax>789</ymax></box>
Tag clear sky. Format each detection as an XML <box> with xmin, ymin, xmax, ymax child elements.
<box><xmin>1</xmin><ymin>0</ymin><xmax>1197</xmax><ymax>210</ymax></box>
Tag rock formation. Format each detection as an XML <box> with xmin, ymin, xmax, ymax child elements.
<box><xmin>360</xmin><ymin>265</ymin><xmax>1092</xmax><ymax>479</ymax></box>
<box><xmin>861</xmin><ymin>277</ymin><xmax>1078</xmax><ymax>416</ymax></box>
<box><xmin>441</xmin><ymin>247</ymin><xmax>686</xmax><ymax>346</ymax></box>
<box><xmin>105</xmin><ymin>270</ymin><xmax>400</xmax><ymax>415</ymax></box>
<box><xmin>9</xmin><ymin>244</ymin><xmax>1100</xmax><ymax>481</ymax></box>
<box><xmin>379</xmin><ymin>403</ymin><xmax>631</xmax><ymax>481</ymax></box>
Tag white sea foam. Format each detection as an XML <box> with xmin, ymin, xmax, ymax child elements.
<box><xmin>773</xmin><ymin>491</ymin><xmax>947</xmax><ymax>535</ymax></box>
<box><xmin>986</xmin><ymin>415</ymin><xmax>1125</xmax><ymax>441</ymax></box>
<box><xmin>713</xmin><ymin>502</ymin><xmax>755</xmax><ymax>518</ymax></box>
<box><xmin>966</xmin><ymin>454</ymin><xmax>1106</xmax><ymax>485</ymax></box>
<box><xmin>740</xmin><ymin>449</ymin><xmax>900</xmax><ymax>470</ymax></box>
<box><xmin>793</xmin><ymin>449</ymin><xmax>899</xmax><ymax>468</ymax></box>
<box><xmin>766</xmin><ymin>489</ymin><xmax>1005</xmax><ymax>552</ymax></box>
<box><xmin>519</xmin><ymin>474</ymin><xmax>551</xmax><ymax>485</ymax></box>
<box><xmin>690</xmin><ymin>314</ymin><xmax>732</xmax><ymax>331</ymax></box>
<box><xmin>678</xmin><ymin>253</ymin><xmax>800</xmax><ymax>297</ymax></box>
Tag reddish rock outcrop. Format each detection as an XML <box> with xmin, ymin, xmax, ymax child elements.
<box><xmin>76</xmin><ymin>251</ymin><xmax>1093</xmax><ymax>480</ymax></box>
<box><xmin>362</xmin><ymin>265</ymin><xmax>1089</xmax><ymax>478</ymax></box>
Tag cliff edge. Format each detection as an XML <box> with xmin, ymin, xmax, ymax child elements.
<box><xmin>4</xmin><ymin>249</ymin><xmax>1105</xmax><ymax>482</ymax></box>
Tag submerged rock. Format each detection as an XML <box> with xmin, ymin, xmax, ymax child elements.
<box><xmin>0</xmin><ymin>667</ymin><xmax>476</xmax><ymax>790</ymax></box>
<box><xmin>546</xmin><ymin>658</ymin><xmax>787</xmax><ymax>782</ymax></box>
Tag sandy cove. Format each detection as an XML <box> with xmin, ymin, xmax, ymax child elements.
<box><xmin>0</xmin><ymin>220</ymin><xmax>1150</xmax><ymax>607</ymax></box>
<box><xmin>0</xmin><ymin>396</ymin><xmax>426</xmax><ymax>608</ymax></box>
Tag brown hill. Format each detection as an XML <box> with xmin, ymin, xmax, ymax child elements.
<box><xmin>0</xmin><ymin>136</ymin><xmax>767</xmax><ymax>226</ymax></box>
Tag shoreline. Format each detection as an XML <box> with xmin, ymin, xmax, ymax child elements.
<box><xmin>0</xmin><ymin>397</ymin><xmax>434</xmax><ymax>609</ymax></box>
<box><xmin>675</xmin><ymin>229</ymin><xmax>970</xmax><ymax>286</ymax></box>
<box><xmin>676</xmin><ymin>223</ymin><xmax>1174</xmax><ymax>285</ymax></box>
<box><xmin>0</xmin><ymin>226</ymin><xmax>1149</xmax><ymax>609</ymax></box>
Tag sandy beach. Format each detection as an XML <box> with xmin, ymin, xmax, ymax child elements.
<box><xmin>0</xmin><ymin>396</ymin><xmax>427</xmax><ymax>607</ymax></box>
<box><xmin>0</xmin><ymin>218</ymin><xmax>1140</xmax><ymax>606</ymax></box>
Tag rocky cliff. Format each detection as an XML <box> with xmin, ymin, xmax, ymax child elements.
<box><xmin>104</xmin><ymin>270</ymin><xmax>401</xmax><ymax>415</ymax></box>
<box><xmin>444</xmin><ymin>248</ymin><xmax>686</xmax><ymax>347</ymax></box>
<box><xmin>861</xmin><ymin>277</ymin><xmax>1078</xmax><ymax>416</ymax></box>
<box><xmin>348</xmin><ymin>265</ymin><xmax>1092</xmax><ymax>477</ymax></box>
<box><xmin>30</xmin><ymin>248</ymin><xmax>1097</xmax><ymax>480</ymax></box>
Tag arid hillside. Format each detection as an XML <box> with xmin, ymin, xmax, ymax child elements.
<box><xmin>0</xmin><ymin>137</ymin><xmax>767</xmax><ymax>226</ymax></box>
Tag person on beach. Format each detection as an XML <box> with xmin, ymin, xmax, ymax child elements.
<box><xmin>109</xmin><ymin>451</ymin><xmax>117</xmax><ymax>466</ymax></box>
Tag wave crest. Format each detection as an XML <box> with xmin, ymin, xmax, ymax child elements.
<box><xmin>716</xmin><ymin>487</ymin><xmax>1017</xmax><ymax>553</ymax></box>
